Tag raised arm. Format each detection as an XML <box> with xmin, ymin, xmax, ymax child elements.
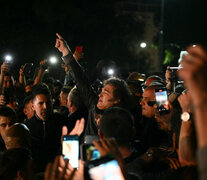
<box><xmin>18</xmin><ymin>65</ymin><xmax>26</xmax><ymax>86</ymax></box>
<box><xmin>0</xmin><ymin>62</ymin><xmax>9</xmax><ymax>94</ymax></box>
<box><xmin>178</xmin><ymin>45</ymin><xmax>207</xmax><ymax>179</ymax></box>
<box><xmin>178</xmin><ymin>91</ymin><xmax>196</xmax><ymax>166</ymax></box>
<box><xmin>33</xmin><ymin>59</ymin><xmax>47</xmax><ymax>85</ymax></box>
<box><xmin>55</xmin><ymin>33</ymin><xmax>97</xmax><ymax>107</ymax></box>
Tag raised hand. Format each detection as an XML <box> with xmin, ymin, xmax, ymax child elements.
<box><xmin>178</xmin><ymin>45</ymin><xmax>207</xmax><ymax>106</ymax></box>
<box><xmin>178</xmin><ymin>91</ymin><xmax>192</xmax><ymax>113</ymax></box>
<box><xmin>62</xmin><ymin>118</ymin><xmax>85</xmax><ymax>138</ymax></box>
<box><xmin>55</xmin><ymin>33</ymin><xmax>71</xmax><ymax>57</ymax></box>
<box><xmin>1</xmin><ymin>62</ymin><xmax>9</xmax><ymax>75</ymax></box>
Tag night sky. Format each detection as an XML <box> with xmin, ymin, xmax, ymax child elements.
<box><xmin>0</xmin><ymin>0</ymin><xmax>207</xmax><ymax>78</ymax></box>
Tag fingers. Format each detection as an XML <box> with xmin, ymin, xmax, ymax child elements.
<box><xmin>167</xmin><ymin>157</ymin><xmax>180</xmax><ymax>170</ymax></box>
<box><xmin>62</xmin><ymin>126</ymin><xmax>68</xmax><ymax>136</ymax></box>
<box><xmin>58</xmin><ymin>159</ymin><xmax>69</xmax><ymax>180</ymax></box>
<box><xmin>69</xmin><ymin>120</ymin><xmax>80</xmax><ymax>136</ymax></box>
<box><xmin>69</xmin><ymin>118</ymin><xmax>85</xmax><ymax>136</ymax></box>
<box><xmin>93</xmin><ymin>139</ymin><xmax>108</xmax><ymax>157</ymax></box>
<box><xmin>77</xmin><ymin>118</ymin><xmax>85</xmax><ymax>136</ymax></box>
<box><xmin>56</xmin><ymin>33</ymin><xmax>63</xmax><ymax>40</ymax></box>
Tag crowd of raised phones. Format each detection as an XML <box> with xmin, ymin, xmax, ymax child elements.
<box><xmin>0</xmin><ymin>34</ymin><xmax>207</xmax><ymax>180</ymax></box>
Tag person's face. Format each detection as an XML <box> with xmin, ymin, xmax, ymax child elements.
<box><xmin>140</xmin><ymin>88</ymin><xmax>156</xmax><ymax>118</ymax></box>
<box><xmin>32</xmin><ymin>94</ymin><xmax>52</xmax><ymax>121</ymax></box>
<box><xmin>97</xmin><ymin>84</ymin><xmax>119</xmax><ymax>110</ymax></box>
<box><xmin>3</xmin><ymin>76</ymin><xmax>14</xmax><ymax>88</ymax></box>
<box><xmin>0</xmin><ymin>116</ymin><xmax>11</xmax><ymax>141</ymax></box>
<box><xmin>24</xmin><ymin>100</ymin><xmax>34</xmax><ymax>119</ymax></box>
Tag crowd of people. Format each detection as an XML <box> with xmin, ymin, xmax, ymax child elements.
<box><xmin>0</xmin><ymin>33</ymin><xmax>206</xmax><ymax>180</ymax></box>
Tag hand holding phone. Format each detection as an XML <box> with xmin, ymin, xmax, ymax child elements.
<box><xmin>155</xmin><ymin>87</ymin><xmax>170</xmax><ymax>115</ymax></box>
<box><xmin>62</xmin><ymin>135</ymin><xmax>79</xmax><ymax>168</ymax></box>
<box><xmin>80</xmin><ymin>143</ymin><xmax>100</xmax><ymax>161</ymax></box>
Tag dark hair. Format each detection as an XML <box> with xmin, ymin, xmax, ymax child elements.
<box><xmin>99</xmin><ymin>107</ymin><xmax>134</xmax><ymax>146</ymax></box>
<box><xmin>23</xmin><ymin>95</ymin><xmax>33</xmax><ymax>108</ymax></box>
<box><xmin>31</xmin><ymin>85</ymin><xmax>51</xmax><ymax>101</ymax></box>
<box><xmin>104</xmin><ymin>78</ymin><xmax>132</xmax><ymax>109</ymax></box>
<box><xmin>0</xmin><ymin>148</ymin><xmax>32</xmax><ymax>180</ymax></box>
<box><xmin>68</xmin><ymin>86</ymin><xmax>84</xmax><ymax>110</ymax></box>
<box><xmin>0</xmin><ymin>107</ymin><xmax>17</xmax><ymax>123</ymax></box>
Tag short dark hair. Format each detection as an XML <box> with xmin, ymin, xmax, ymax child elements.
<box><xmin>0</xmin><ymin>148</ymin><xmax>32</xmax><ymax>180</ymax></box>
<box><xmin>23</xmin><ymin>95</ymin><xmax>33</xmax><ymax>108</ymax></box>
<box><xmin>99</xmin><ymin>107</ymin><xmax>134</xmax><ymax>146</ymax></box>
<box><xmin>31</xmin><ymin>85</ymin><xmax>51</xmax><ymax>101</ymax></box>
<box><xmin>0</xmin><ymin>107</ymin><xmax>17</xmax><ymax>123</ymax></box>
<box><xmin>104</xmin><ymin>78</ymin><xmax>132</xmax><ymax>109</ymax></box>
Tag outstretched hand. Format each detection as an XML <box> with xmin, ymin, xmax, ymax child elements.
<box><xmin>178</xmin><ymin>45</ymin><xmax>207</xmax><ymax>106</ymax></box>
<box><xmin>55</xmin><ymin>33</ymin><xmax>71</xmax><ymax>57</ymax></box>
<box><xmin>62</xmin><ymin>118</ymin><xmax>85</xmax><ymax>138</ymax></box>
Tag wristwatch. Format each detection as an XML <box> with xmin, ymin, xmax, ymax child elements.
<box><xmin>181</xmin><ymin>112</ymin><xmax>191</xmax><ymax>122</ymax></box>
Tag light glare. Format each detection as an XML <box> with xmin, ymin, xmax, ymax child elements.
<box><xmin>108</xmin><ymin>69</ymin><xmax>114</xmax><ymax>75</ymax></box>
<box><xmin>49</xmin><ymin>57</ymin><xmax>57</xmax><ymax>64</ymax></box>
<box><xmin>5</xmin><ymin>55</ymin><xmax>13</xmax><ymax>62</ymax></box>
<box><xmin>140</xmin><ymin>42</ymin><xmax>147</xmax><ymax>48</ymax></box>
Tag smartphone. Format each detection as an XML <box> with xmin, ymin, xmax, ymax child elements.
<box><xmin>62</xmin><ymin>135</ymin><xmax>79</xmax><ymax>168</ymax></box>
<box><xmin>87</xmin><ymin>155</ymin><xmax>125</xmax><ymax>180</ymax></box>
<box><xmin>155</xmin><ymin>87</ymin><xmax>169</xmax><ymax>114</ymax></box>
<box><xmin>80</xmin><ymin>143</ymin><xmax>101</xmax><ymax>161</ymax></box>
<box><xmin>169</xmin><ymin>67</ymin><xmax>183</xmax><ymax>83</ymax></box>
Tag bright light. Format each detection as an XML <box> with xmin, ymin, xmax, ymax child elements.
<box><xmin>108</xmin><ymin>69</ymin><xmax>114</xmax><ymax>75</ymax></box>
<box><xmin>4</xmin><ymin>54</ymin><xmax>13</xmax><ymax>62</ymax></box>
<box><xmin>140</xmin><ymin>42</ymin><xmax>147</xmax><ymax>48</ymax></box>
<box><xmin>49</xmin><ymin>56</ymin><xmax>57</xmax><ymax>64</ymax></box>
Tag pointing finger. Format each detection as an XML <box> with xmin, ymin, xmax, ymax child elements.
<box><xmin>56</xmin><ymin>33</ymin><xmax>63</xmax><ymax>40</ymax></box>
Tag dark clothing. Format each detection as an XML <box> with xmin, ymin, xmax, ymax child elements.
<box><xmin>0</xmin><ymin>137</ymin><xmax>6</xmax><ymax>152</ymax></box>
<box><xmin>67</xmin><ymin>108</ymin><xmax>88</xmax><ymax>134</ymax></box>
<box><xmin>63</xmin><ymin>54</ymin><xmax>99</xmax><ymax>136</ymax></box>
<box><xmin>135</xmin><ymin>117</ymin><xmax>173</xmax><ymax>154</ymax></box>
<box><xmin>53</xmin><ymin>106</ymin><xmax>69</xmax><ymax>119</ymax></box>
<box><xmin>24</xmin><ymin>113</ymin><xmax>67</xmax><ymax>172</ymax></box>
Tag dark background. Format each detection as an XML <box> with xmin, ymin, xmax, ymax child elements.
<box><xmin>0</xmin><ymin>0</ymin><xmax>206</xmax><ymax>79</ymax></box>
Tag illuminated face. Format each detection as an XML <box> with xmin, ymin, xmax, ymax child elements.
<box><xmin>140</xmin><ymin>88</ymin><xmax>156</xmax><ymax>118</ymax></box>
<box><xmin>32</xmin><ymin>94</ymin><xmax>52</xmax><ymax>121</ymax></box>
<box><xmin>24</xmin><ymin>100</ymin><xmax>34</xmax><ymax>119</ymax></box>
<box><xmin>0</xmin><ymin>116</ymin><xmax>11</xmax><ymax>141</ymax></box>
<box><xmin>97</xmin><ymin>84</ymin><xmax>119</xmax><ymax>110</ymax></box>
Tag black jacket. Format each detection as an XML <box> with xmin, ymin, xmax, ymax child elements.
<box><xmin>24</xmin><ymin>113</ymin><xmax>67</xmax><ymax>172</ymax></box>
<box><xmin>63</xmin><ymin>53</ymin><xmax>99</xmax><ymax>136</ymax></box>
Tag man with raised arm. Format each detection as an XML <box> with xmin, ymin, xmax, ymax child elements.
<box><xmin>55</xmin><ymin>33</ymin><xmax>133</xmax><ymax>137</ymax></box>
